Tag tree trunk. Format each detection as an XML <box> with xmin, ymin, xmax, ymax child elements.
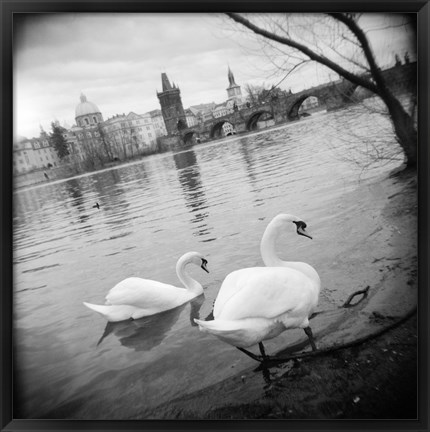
<box><xmin>379</xmin><ymin>91</ymin><xmax>417</xmax><ymax>168</ymax></box>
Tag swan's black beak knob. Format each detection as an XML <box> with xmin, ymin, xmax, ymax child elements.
<box><xmin>294</xmin><ymin>221</ymin><xmax>313</xmax><ymax>239</ymax></box>
<box><xmin>201</xmin><ymin>259</ymin><xmax>209</xmax><ymax>273</ymax></box>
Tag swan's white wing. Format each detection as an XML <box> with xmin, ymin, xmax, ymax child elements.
<box><xmin>105</xmin><ymin>277</ymin><xmax>184</xmax><ymax>309</ymax></box>
<box><xmin>213</xmin><ymin>269</ymin><xmax>250</xmax><ymax>317</ymax></box>
<box><xmin>214</xmin><ymin>267</ymin><xmax>317</xmax><ymax>321</ymax></box>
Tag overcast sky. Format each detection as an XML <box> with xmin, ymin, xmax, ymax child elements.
<box><xmin>14</xmin><ymin>13</ymin><xmax>416</xmax><ymax>139</ymax></box>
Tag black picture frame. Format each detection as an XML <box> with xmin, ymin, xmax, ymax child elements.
<box><xmin>1</xmin><ymin>1</ymin><xmax>429</xmax><ymax>431</ymax></box>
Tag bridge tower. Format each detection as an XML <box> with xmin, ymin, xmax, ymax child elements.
<box><xmin>157</xmin><ymin>73</ymin><xmax>187</xmax><ymax>135</ymax></box>
<box><xmin>226</xmin><ymin>66</ymin><xmax>242</xmax><ymax>104</ymax></box>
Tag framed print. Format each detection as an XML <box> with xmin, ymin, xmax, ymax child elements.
<box><xmin>2</xmin><ymin>1</ymin><xmax>429</xmax><ymax>431</ymax></box>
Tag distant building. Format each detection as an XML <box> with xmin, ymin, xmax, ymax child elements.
<box><xmin>212</xmin><ymin>101</ymin><xmax>233</xmax><ymax>118</ymax></box>
<box><xmin>184</xmin><ymin>109</ymin><xmax>198</xmax><ymax>127</ymax></box>
<box><xmin>75</xmin><ymin>93</ymin><xmax>104</xmax><ymax>128</ymax></box>
<box><xmin>189</xmin><ymin>102</ymin><xmax>217</xmax><ymax>114</ymax></box>
<box><xmin>72</xmin><ymin>93</ymin><xmax>105</xmax><ymax>164</ymax></box>
<box><xmin>299</xmin><ymin>96</ymin><xmax>319</xmax><ymax>112</ymax></box>
<box><xmin>226</xmin><ymin>67</ymin><xmax>243</xmax><ymax>105</ymax></box>
<box><xmin>62</xmin><ymin>126</ymin><xmax>85</xmax><ymax>163</ymax></box>
<box><xmin>13</xmin><ymin>136</ymin><xmax>35</xmax><ymax>174</ymax></box>
<box><xmin>147</xmin><ymin>109</ymin><xmax>167</xmax><ymax>137</ymax></box>
<box><xmin>221</xmin><ymin>122</ymin><xmax>236</xmax><ymax>136</ymax></box>
<box><xmin>157</xmin><ymin>73</ymin><xmax>187</xmax><ymax>135</ymax></box>
<box><xmin>13</xmin><ymin>130</ymin><xmax>60</xmax><ymax>175</ymax></box>
<box><xmin>211</xmin><ymin>101</ymin><xmax>237</xmax><ymax>136</ymax></box>
<box><xmin>102</xmin><ymin>112</ymin><xmax>157</xmax><ymax>159</ymax></box>
<box><xmin>33</xmin><ymin>128</ymin><xmax>61</xmax><ymax>168</ymax></box>
<box><xmin>189</xmin><ymin>103</ymin><xmax>216</xmax><ymax>123</ymax></box>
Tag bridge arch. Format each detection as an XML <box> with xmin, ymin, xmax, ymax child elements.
<box><xmin>182</xmin><ymin>131</ymin><xmax>197</xmax><ymax>145</ymax></box>
<box><xmin>177</xmin><ymin>119</ymin><xmax>187</xmax><ymax>131</ymax></box>
<box><xmin>210</xmin><ymin>120</ymin><xmax>236</xmax><ymax>138</ymax></box>
<box><xmin>245</xmin><ymin>109</ymin><xmax>274</xmax><ymax>131</ymax></box>
<box><xmin>342</xmin><ymin>84</ymin><xmax>371</xmax><ymax>103</ymax></box>
<box><xmin>287</xmin><ymin>94</ymin><xmax>324</xmax><ymax>120</ymax></box>
<box><xmin>340</xmin><ymin>81</ymin><xmax>360</xmax><ymax>101</ymax></box>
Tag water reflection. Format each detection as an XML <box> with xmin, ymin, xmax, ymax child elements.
<box><xmin>93</xmin><ymin>169</ymin><xmax>128</xmax><ymax>214</ymax></box>
<box><xmin>63</xmin><ymin>178</ymin><xmax>91</xmax><ymax>225</ymax></box>
<box><xmin>64</xmin><ymin>178</ymin><xmax>84</xmax><ymax>207</ymax></box>
<box><xmin>238</xmin><ymin>138</ymin><xmax>258</xmax><ymax>184</ymax></box>
<box><xmin>96</xmin><ymin>295</ymin><xmax>205</xmax><ymax>352</ymax></box>
<box><xmin>173</xmin><ymin>150</ymin><xmax>213</xmax><ymax>239</ymax></box>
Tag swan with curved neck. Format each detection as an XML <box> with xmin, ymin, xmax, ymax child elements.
<box><xmin>195</xmin><ymin>214</ymin><xmax>320</xmax><ymax>362</ymax></box>
<box><xmin>84</xmin><ymin>251</ymin><xmax>209</xmax><ymax>322</ymax></box>
<box><xmin>260</xmin><ymin>213</ymin><xmax>320</xmax><ymax>285</ymax></box>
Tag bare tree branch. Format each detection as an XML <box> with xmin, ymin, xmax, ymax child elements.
<box><xmin>327</xmin><ymin>13</ymin><xmax>387</xmax><ymax>93</ymax></box>
<box><xmin>226</xmin><ymin>13</ymin><xmax>379</xmax><ymax>94</ymax></box>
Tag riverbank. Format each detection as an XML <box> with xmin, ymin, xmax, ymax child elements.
<box><xmin>139</xmin><ymin>166</ymin><xmax>418</xmax><ymax>420</ymax></box>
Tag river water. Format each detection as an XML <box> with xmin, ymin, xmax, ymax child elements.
<box><xmin>13</xmin><ymin>104</ymin><xmax>404</xmax><ymax>419</ymax></box>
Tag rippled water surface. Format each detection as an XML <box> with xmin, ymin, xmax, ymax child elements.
<box><xmin>13</xmin><ymin>107</ymin><xmax>403</xmax><ymax>419</ymax></box>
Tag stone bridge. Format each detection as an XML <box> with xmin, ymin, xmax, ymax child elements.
<box><xmin>180</xmin><ymin>79</ymin><xmax>357</xmax><ymax>144</ymax></box>
<box><xmin>178</xmin><ymin>62</ymin><xmax>416</xmax><ymax>145</ymax></box>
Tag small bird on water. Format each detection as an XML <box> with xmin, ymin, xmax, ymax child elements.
<box><xmin>93</xmin><ymin>202</ymin><xmax>100</xmax><ymax>210</ymax></box>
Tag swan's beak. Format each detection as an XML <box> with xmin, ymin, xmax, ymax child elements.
<box><xmin>297</xmin><ymin>226</ymin><xmax>313</xmax><ymax>239</ymax></box>
<box><xmin>201</xmin><ymin>260</ymin><xmax>209</xmax><ymax>273</ymax></box>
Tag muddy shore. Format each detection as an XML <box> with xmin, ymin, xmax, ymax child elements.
<box><xmin>139</xmin><ymin>166</ymin><xmax>418</xmax><ymax>420</ymax></box>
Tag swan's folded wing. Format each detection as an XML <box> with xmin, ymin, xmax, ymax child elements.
<box><xmin>105</xmin><ymin>277</ymin><xmax>182</xmax><ymax>309</ymax></box>
<box><xmin>213</xmin><ymin>269</ymin><xmax>254</xmax><ymax>317</ymax></box>
<box><xmin>215</xmin><ymin>267</ymin><xmax>317</xmax><ymax>321</ymax></box>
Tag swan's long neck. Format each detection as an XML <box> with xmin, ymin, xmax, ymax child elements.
<box><xmin>260</xmin><ymin>220</ymin><xmax>284</xmax><ymax>267</ymax></box>
<box><xmin>260</xmin><ymin>218</ymin><xmax>321</xmax><ymax>287</ymax></box>
<box><xmin>176</xmin><ymin>256</ymin><xmax>203</xmax><ymax>295</ymax></box>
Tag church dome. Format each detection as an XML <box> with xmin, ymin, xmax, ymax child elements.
<box><xmin>75</xmin><ymin>93</ymin><xmax>100</xmax><ymax>118</ymax></box>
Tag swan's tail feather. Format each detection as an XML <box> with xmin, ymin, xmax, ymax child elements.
<box><xmin>83</xmin><ymin>302</ymin><xmax>137</xmax><ymax>322</ymax></box>
<box><xmin>194</xmin><ymin>318</ymin><xmax>245</xmax><ymax>333</ymax></box>
<box><xmin>194</xmin><ymin>317</ymin><xmax>281</xmax><ymax>348</ymax></box>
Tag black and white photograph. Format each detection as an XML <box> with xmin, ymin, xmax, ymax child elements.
<box><xmin>8</xmin><ymin>7</ymin><xmax>423</xmax><ymax>423</ymax></box>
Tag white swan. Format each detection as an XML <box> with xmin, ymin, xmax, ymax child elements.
<box><xmin>260</xmin><ymin>213</ymin><xmax>320</xmax><ymax>283</ymax></box>
<box><xmin>84</xmin><ymin>251</ymin><xmax>209</xmax><ymax>322</ymax></box>
<box><xmin>194</xmin><ymin>214</ymin><xmax>320</xmax><ymax>362</ymax></box>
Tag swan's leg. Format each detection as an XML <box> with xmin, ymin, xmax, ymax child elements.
<box><xmin>258</xmin><ymin>342</ymin><xmax>269</xmax><ymax>361</ymax></box>
<box><xmin>236</xmin><ymin>347</ymin><xmax>263</xmax><ymax>362</ymax></box>
<box><xmin>236</xmin><ymin>343</ymin><xmax>270</xmax><ymax>363</ymax></box>
<box><xmin>304</xmin><ymin>326</ymin><xmax>317</xmax><ymax>351</ymax></box>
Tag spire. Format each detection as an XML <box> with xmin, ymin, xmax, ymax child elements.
<box><xmin>80</xmin><ymin>93</ymin><xmax>87</xmax><ymax>103</ymax></box>
<box><xmin>228</xmin><ymin>66</ymin><xmax>236</xmax><ymax>86</ymax></box>
<box><xmin>161</xmin><ymin>73</ymin><xmax>173</xmax><ymax>91</ymax></box>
